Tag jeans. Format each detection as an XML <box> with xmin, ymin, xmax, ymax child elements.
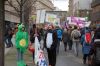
<box><xmin>68</xmin><ymin>40</ymin><xmax>73</xmax><ymax>50</ymax></box>
<box><xmin>17</xmin><ymin>48</ymin><xmax>23</xmax><ymax>61</ymax></box>
<box><xmin>73</xmin><ymin>41</ymin><xmax>80</xmax><ymax>56</ymax></box>
<box><xmin>64</xmin><ymin>42</ymin><xmax>67</xmax><ymax>51</ymax></box>
<box><xmin>83</xmin><ymin>54</ymin><xmax>91</xmax><ymax>64</ymax></box>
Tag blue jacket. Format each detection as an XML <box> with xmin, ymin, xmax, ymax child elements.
<box><xmin>81</xmin><ymin>35</ymin><xmax>91</xmax><ymax>54</ymax></box>
<box><xmin>56</xmin><ymin>29</ymin><xmax>63</xmax><ymax>40</ymax></box>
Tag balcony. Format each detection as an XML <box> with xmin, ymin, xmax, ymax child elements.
<box><xmin>91</xmin><ymin>0</ymin><xmax>100</xmax><ymax>8</ymax></box>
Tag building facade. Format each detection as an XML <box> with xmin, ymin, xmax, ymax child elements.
<box><xmin>69</xmin><ymin>0</ymin><xmax>92</xmax><ymax>20</ymax></box>
<box><xmin>68</xmin><ymin>0</ymin><xmax>74</xmax><ymax>16</ymax></box>
<box><xmin>91</xmin><ymin>0</ymin><xmax>100</xmax><ymax>25</ymax></box>
<box><xmin>35</xmin><ymin>0</ymin><xmax>54</xmax><ymax>11</ymax></box>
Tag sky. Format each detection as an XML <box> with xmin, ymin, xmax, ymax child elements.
<box><xmin>52</xmin><ymin>0</ymin><xmax>69</xmax><ymax>11</ymax></box>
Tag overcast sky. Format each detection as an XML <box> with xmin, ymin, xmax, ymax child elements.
<box><xmin>52</xmin><ymin>0</ymin><xmax>69</xmax><ymax>11</ymax></box>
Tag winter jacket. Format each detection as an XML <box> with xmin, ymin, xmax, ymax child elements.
<box><xmin>62</xmin><ymin>31</ymin><xmax>69</xmax><ymax>43</ymax></box>
<box><xmin>81</xmin><ymin>35</ymin><xmax>91</xmax><ymax>54</ymax></box>
<box><xmin>44</xmin><ymin>30</ymin><xmax>58</xmax><ymax>50</ymax></box>
<box><xmin>94</xmin><ymin>27</ymin><xmax>100</xmax><ymax>39</ymax></box>
<box><xmin>56</xmin><ymin>29</ymin><xmax>63</xmax><ymax>41</ymax></box>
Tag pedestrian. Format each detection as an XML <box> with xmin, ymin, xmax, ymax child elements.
<box><xmin>6</xmin><ymin>28</ymin><xmax>13</xmax><ymax>48</ymax></box>
<box><xmin>30</xmin><ymin>24</ymin><xmax>41</xmax><ymax>63</ymax></box>
<box><xmin>40</xmin><ymin>28</ymin><xmax>44</xmax><ymax>39</ymax></box>
<box><xmin>44</xmin><ymin>25</ymin><xmax>58</xmax><ymax>66</ymax></box>
<box><xmin>81</xmin><ymin>29</ymin><xmax>93</xmax><ymax>65</ymax></box>
<box><xmin>71</xmin><ymin>26</ymin><xmax>81</xmax><ymax>56</ymax></box>
<box><xmin>92</xmin><ymin>27</ymin><xmax>100</xmax><ymax>66</ymax></box>
<box><xmin>15</xmin><ymin>24</ymin><xmax>28</xmax><ymax>66</ymax></box>
<box><xmin>94</xmin><ymin>27</ymin><xmax>100</xmax><ymax>39</ymax></box>
<box><xmin>67</xmin><ymin>28</ymin><xmax>73</xmax><ymax>50</ymax></box>
<box><xmin>11</xmin><ymin>27</ymin><xmax>18</xmax><ymax>46</ymax></box>
<box><xmin>62</xmin><ymin>28</ymin><xmax>69</xmax><ymax>51</ymax></box>
<box><xmin>55</xmin><ymin>26</ymin><xmax>63</xmax><ymax>54</ymax></box>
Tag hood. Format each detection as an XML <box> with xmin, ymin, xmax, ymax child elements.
<box><xmin>18</xmin><ymin>24</ymin><xmax>25</xmax><ymax>32</ymax></box>
<box><xmin>47</xmin><ymin>29</ymin><xmax>53</xmax><ymax>33</ymax></box>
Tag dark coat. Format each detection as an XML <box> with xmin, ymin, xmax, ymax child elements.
<box><xmin>44</xmin><ymin>30</ymin><xmax>58</xmax><ymax>50</ymax></box>
<box><xmin>94</xmin><ymin>27</ymin><xmax>100</xmax><ymax>39</ymax></box>
<box><xmin>62</xmin><ymin>31</ymin><xmax>69</xmax><ymax>43</ymax></box>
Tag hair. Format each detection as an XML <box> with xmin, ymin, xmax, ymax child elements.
<box><xmin>53</xmin><ymin>31</ymin><xmax>58</xmax><ymax>42</ymax></box>
<box><xmin>74</xmin><ymin>26</ymin><xmax>77</xmax><ymax>29</ymax></box>
<box><xmin>33</xmin><ymin>24</ymin><xmax>36</xmax><ymax>28</ymax></box>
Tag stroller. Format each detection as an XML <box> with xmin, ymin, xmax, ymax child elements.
<box><xmin>91</xmin><ymin>39</ymin><xmax>100</xmax><ymax>66</ymax></box>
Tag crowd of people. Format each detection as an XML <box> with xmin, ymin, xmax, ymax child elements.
<box><xmin>30</xmin><ymin>24</ymin><xmax>100</xmax><ymax>66</ymax></box>
<box><xmin>4</xmin><ymin>23</ymin><xmax>100</xmax><ymax>66</ymax></box>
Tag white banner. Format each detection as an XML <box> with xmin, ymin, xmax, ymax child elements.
<box><xmin>40</xmin><ymin>10</ymin><xmax>46</xmax><ymax>23</ymax></box>
<box><xmin>36</xmin><ymin>10</ymin><xmax>41</xmax><ymax>24</ymax></box>
<box><xmin>36</xmin><ymin>10</ymin><xmax>46</xmax><ymax>24</ymax></box>
<box><xmin>35</xmin><ymin>37</ymin><xmax>47</xmax><ymax>66</ymax></box>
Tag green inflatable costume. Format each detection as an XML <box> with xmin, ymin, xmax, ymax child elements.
<box><xmin>16</xmin><ymin>24</ymin><xmax>28</xmax><ymax>66</ymax></box>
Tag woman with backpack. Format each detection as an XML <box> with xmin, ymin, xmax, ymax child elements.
<box><xmin>81</xmin><ymin>29</ymin><xmax>93</xmax><ymax>65</ymax></box>
<box><xmin>71</xmin><ymin>26</ymin><xmax>81</xmax><ymax>56</ymax></box>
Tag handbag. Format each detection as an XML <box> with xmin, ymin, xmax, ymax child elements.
<box><xmin>28</xmin><ymin>43</ymin><xmax>35</xmax><ymax>53</ymax></box>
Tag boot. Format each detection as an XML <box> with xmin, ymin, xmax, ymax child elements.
<box><xmin>83</xmin><ymin>60</ymin><xmax>86</xmax><ymax>64</ymax></box>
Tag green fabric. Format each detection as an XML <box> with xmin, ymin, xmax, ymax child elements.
<box><xmin>15</xmin><ymin>24</ymin><xmax>29</xmax><ymax>53</ymax></box>
<box><xmin>17</xmin><ymin>61</ymin><xmax>26</xmax><ymax>66</ymax></box>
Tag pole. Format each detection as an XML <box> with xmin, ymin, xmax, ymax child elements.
<box><xmin>0</xmin><ymin>0</ymin><xmax>5</xmax><ymax>66</ymax></box>
<box><xmin>20</xmin><ymin>0</ymin><xmax>23</xmax><ymax>23</ymax></box>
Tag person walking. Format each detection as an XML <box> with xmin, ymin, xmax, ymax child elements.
<box><xmin>71</xmin><ymin>26</ymin><xmax>81</xmax><ymax>56</ymax></box>
<box><xmin>44</xmin><ymin>25</ymin><xmax>58</xmax><ymax>66</ymax></box>
<box><xmin>81</xmin><ymin>29</ymin><xmax>93</xmax><ymax>65</ymax></box>
<box><xmin>55</xmin><ymin>26</ymin><xmax>63</xmax><ymax>54</ymax></box>
<box><xmin>67</xmin><ymin>28</ymin><xmax>73</xmax><ymax>50</ymax></box>
<box><xmin>62</xmin><ymin>28</ymin><xmax>69</xmax><ymax>51</ymax></box>
<box><xmin>5</xmin><ymin>28</ymin><xmax>13</xmax><ymax>48</ymax></box>
<box><xmin>11</xmin><ymin>27</ymin><xmax>18</xmax><ymax>46</ymax></box>
<box><xmin>30</xmin><ymin>24</ymin><xmax>42</xmax><ymax>64</ymax></box>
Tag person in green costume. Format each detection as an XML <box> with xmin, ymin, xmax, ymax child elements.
<box><xmin>15</xmin><ymin>24</ymin><xmax>28</xmax><ymax>66</ymax></box>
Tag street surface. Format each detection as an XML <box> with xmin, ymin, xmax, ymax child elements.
<box><xmin>5</xmin><ymin>41</ymin><xmax>87</xmax><ymax>66</ymax></box>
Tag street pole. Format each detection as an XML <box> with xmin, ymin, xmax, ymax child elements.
<box><xmin>20</xmin><ymin>0</ymin><xmax>23</xmax><ymax>23</ymax></box>
<box><xmin>0</xmin><ymin>0</ymin><xmax>5</xmax><ymax>66</ymax></box>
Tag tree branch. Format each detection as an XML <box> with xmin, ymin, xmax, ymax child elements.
<box><xmin>23</xmin><ymin>0</ymin><xmax>37</xmax><ymax>12</ymax></box>
<box><xmin>16</xmin><ymin>0</ymin><xmax>21</xmax><ymax>6</ymax></box>
<box><xmin>7</xmin><ymin>0</ymin><xmax>20</xmax><ymax>16</ymax></box>
<box><xmin>22</xmin><ymin>0</ymin><xmax>28</xmax><ymax>6</ymax></box>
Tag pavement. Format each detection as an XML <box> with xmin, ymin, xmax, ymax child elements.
<box><xmin>5</xmin><ymin>41</ymin><xmax>88</xmax><ymax>66</ymax></box>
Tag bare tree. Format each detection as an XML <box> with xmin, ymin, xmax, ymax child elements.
<box><xmin>6</xmin><ymin>0</ymin><xmax>37</xmax><ymax>23</ymax></box>
<box><xmin>0</xmin><ymin>0</ymin><xmax>5</xmax><ymax>66</ymax></box>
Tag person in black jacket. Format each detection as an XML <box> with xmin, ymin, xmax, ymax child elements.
<box><xmin>44</xmin><ymin>26</ymin><xmax>58</xmax><ymax>66</ymax></box>
<box><xmin>94</xmin><ymin>27</ymin><xmax>100</xmax><ymax>39</ymax></box>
